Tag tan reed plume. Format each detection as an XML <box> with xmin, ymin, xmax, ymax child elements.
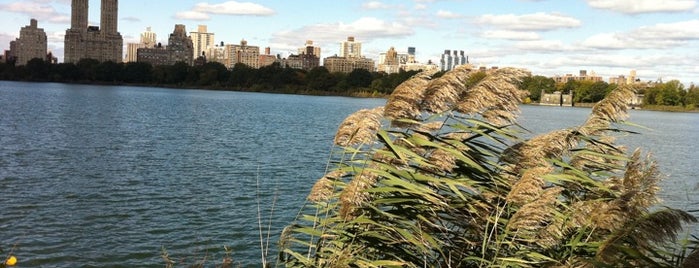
<box><xmin>339</xmin><ymin>171</ymin><xmax>379</xmax><ymax>220</ymax></box>
<box><xmin>384</xmin><ymin>69</ymin><xmax>437</xmax><ymax>122</ymax></box>
<box><xmin>455</xmin><ymin>67</ymin><xmax>531</xmax><ymax>125</ymax></box>
<box><xmin>334</xmin><ymin>107</ymin><xmax>384</xmax><ymax>147</ymax></box>
<box><xmin>421</xmin><ymin>65</ymin><xmax>475</xmax><ymax>113</ymax></box>
<box><xmin>506</xmin><ymin>166</ymin><xmax>552</xmax><ymax>206</ymax></box>
<box><xmin>508</xmin><ymin>187</ymin><xmax>563</xmax><ymax>233</ymax></box>
<box><xmin>307</xmin><ymin>170</ymin><xmax>347</xmax><ymax>203</ymax></box>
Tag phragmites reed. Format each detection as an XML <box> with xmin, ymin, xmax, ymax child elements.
<box><xmin>421</xmin><ymin>64</ymin><xmax>475</xmax><ymax>113</ymax></box>
<box><xmin>501</xmin><ymin>129</ymin><xmax>578</xmax><ymax>173</ymax></box>
<box><xmin>508</xmin><ymin>187</ymin><xmax>563</xmax><ymax>233</ymax></box>
<box><xmin>384</xmin><ymin>69</ymin><xmax>438</xmax><ymax>122</ymax></box>
<box><xmin>307</xmin><ymin>170</ymin><xmax>346</xmax><ymax>203</ymax></box>
<box><xmin>334</xmin><ymin>107</ymin><xmax>384</xmax><ymax>147</ymax></box>
<box><xmin>506</xmin><ymin>166</ymin><xmax>551</xmax><ymax>206</ymax></box>
<box><xmin>428</xmin><ymin>148</ymin><xmax>458</xmax><ymax>173</ymax></box>
<box><xmin>456</xmin><ymin>67</ymin><xmax>531</xmax><ymax>125</ymax></box>
<box><xmin>579</xmin><ymin>84</ymin><xmax>634</xmax><ymax>136</ymax></box>
<box><xmin>339</xmin><ymin>171</ymin><xmax>379</xmax><ymax>220</ymax></box>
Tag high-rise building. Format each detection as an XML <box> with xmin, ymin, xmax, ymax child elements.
<box><xmin>340</xmin><ymin>36</ymin><xmax>362</xmax><ymax>58</ymax></box>
<box><xmin>224</xmin><ymin>39</ymin><xmax>260</xmax><ymax>69</ymax></box>
<box><xmin>440</xmin><ymin>50</ymin><xmax>467</xmax><ymax>71</ymax></box>
<box><xmin>13</xmin><ymin>19</ymin><xmax>47</xmax><ymax>66</ymax></box>
<box><xmin>140</xmin><ymin>27</ymin><xmax>157</xmax><ymax>48</ymax></box>
<box><xmin>297</xmin><ymin>40</ymin><xmax>320</xmax><ymax>70</ymax></box>
<box><xmin>168</xmin><ymin>24</ymin><xmax>194</xmax><ymax>65</ymax></box>
<box><xmin>190</xmin><ymin>25</ymin><xmax>215</xmax><ymax>59</ymax></box>
<box><xmin>124</xmin><ymin>27</ymin><xmax>157</xmax><ymax>62</ymax></box>
<box><xmin>64</xmin><ymin>0</ymin><xmax>123</xmax><ymax>63</ymax></box>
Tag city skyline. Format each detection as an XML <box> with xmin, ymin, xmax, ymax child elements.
<box><xmin>0</xmin><ymin>0</ymin><xmax>698</xmax><ymax>85</ymax></box>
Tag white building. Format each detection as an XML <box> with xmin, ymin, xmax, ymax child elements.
<box><xmin>190</xmin><ymin>25</ymin><xmax>215</xmax><ymax>59</ymax></box>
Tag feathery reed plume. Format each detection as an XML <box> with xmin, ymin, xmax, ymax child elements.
<box><xmin>421</xmin><ymin>65</ymin><xmax>475</xmax><ymax>113</ymax></box>
<box><xmin>506</xmin><ymin>167</ymin><xmax>551</xmax><ymax>206</ymax></box>
<box><xmin>619</xmin><ymin>149</ymin><xmax>660</xmax><ymax>212</ymax></box>
<box><xmin>428</xmin><ymin>148</ymin><xmax>457</xmax><ymax>173</ymax></box>
<box><xmin>384</xmin><ymin>69</ymin><xmax>437</xmax><ymax>122</ymax></box>
<box><xmin>501</xmin><ymin>129</ymin><xmax>578</xmax><ymax>172</ymax></box>
<box><xmin>508</xmin><ymin>187</ymin><xmax>563</xmax><ymax>233</ymax></box>
<box><xmin>308</xmin><ymin>170</ymin><xmax>346</xmax><ymax>203</ymax></box>
<box><xmin>579</xmin><ymin>84</ymin><xmax>634</xmax><ymax>136</ymax></box>
<box><xmin>334</xmin><ymin>107</ymin><xmax>384</xmax><ymax>147</ymax></box>
<box><xmin>455</xmin><ymin>68</ymin><xmax>531</xmax><ymax>125</ymax></box>
<box><xmin>339</xmin><ymin>171</ymin><xmax>379</xmax><ymax>220</ymax></box>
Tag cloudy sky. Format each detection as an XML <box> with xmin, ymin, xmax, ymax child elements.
<box><xmin>1</xmin><ymin>0</ymin><xmax>698</xmax><ymax>85</ymax></box>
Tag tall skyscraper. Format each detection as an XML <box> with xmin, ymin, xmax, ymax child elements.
<box><xmin>190</xmin><ymin>25</ymin><xmax>215</xmax><ymax>59</ymax></box>
<box><xmin>140</xmin><ymin>27</ymin><xmax>157</xmax><ymax>48</ymax></box>
<box><xmin>340</xmin><ymin>36</ymin><xmax>362</xmax><ymax>58</ymax></box>
<box><xmin>13</xmin><ymin>19</ymin><xmax>47</xmax><ymax>66</ymax></box>
<box><xmin>64</xmin><ymin>0</ymin><xmax>123</xmax><ymax>63</ymax></box>
<box><xmin>125</xmin><ymin>27</ymin><xmax>157</xmax><ymax>63</ymax></box>
<box><xmin>440</xmin><ymin>50</ymin><xmax>467</xmax><ymax>71</ymax></box>
<box><xmin>168</xmin><ymin>24</ymin><xmax>194</xmax><ymax>65</ymax></box>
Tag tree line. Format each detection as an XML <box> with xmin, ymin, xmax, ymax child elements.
<box><xmin>3</xmin><ymin>59</ymin><xmax>697</xmax><ymax>108</ymax></box>
<box><xmin>0</xmin><ymin>58</ymin><xmax>421</xmax><ymax>96</ymax></box>
<box><xmin>520</xmin><ymin>75</ymin><xmax>699</xmax><ymax>109</ymax></box>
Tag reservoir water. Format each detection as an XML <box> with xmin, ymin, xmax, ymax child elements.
<box><xmin>1</xmin><ymin>81</ymin><xmax>697</xmax><ymax>267</ymax></box>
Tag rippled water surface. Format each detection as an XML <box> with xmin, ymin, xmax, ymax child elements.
<box><xmin>1</xmin><ymin>82</ymin><xmax>697</xmax><ymax>267</ymax></box>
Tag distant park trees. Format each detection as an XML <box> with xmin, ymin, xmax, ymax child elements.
<box><xmin>0</xmin><ymin>60</ymin><xmax>420</xmax><ymax>96</ymax></box>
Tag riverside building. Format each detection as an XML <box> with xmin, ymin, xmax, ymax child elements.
<box><xmin>64</xmin><ymin>0</ymin><xmax>123</xmax><ymax>63</ymax></box>
<box><xmin>12</xmin><ymin>19</ymin><xmax>47</xmax><ymax>66</ymax></box>
<box><xmin>324</xmin><ymin>36</ymin><xmax>375</xmax><ymax>73</ymax></box>
<box><xmin>190</xmin><ymin>25</ymin><xmax>215</xmax><ymax>60</ymax></box>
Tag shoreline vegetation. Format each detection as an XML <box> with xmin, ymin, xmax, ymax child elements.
<box><xmin>277</xmin><ymin>66</ymin><xmax>699</xmax><ymax>267</ymax></box>
<box><xmin>2</xmin><ymin>59</ymin><xmax>699</xmax><ymax>112</ymax></box>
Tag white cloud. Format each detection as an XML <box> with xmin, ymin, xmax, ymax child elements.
<box><xmin>362</xmin><ymin>1</ymin><xmax>390</xmax><ymax>10</ymax></box>
<box><xmin>193</xmin><ymin>1</ymin><xmax>275</xmax><ymax>16</ymax></box>
<box><xmin>475</xmin><ymin>12</ymin><xmax>581</xmax><ymax>31</ymax></box>
<box><xmin>586</xmin><ymin>0</ymin><xmax>696</xmax><ymax>14</ymax></box>
<box><xmin>481</xmin><ymin>30</ymin><xmax>540</xmax><ymax>40</ymax></box>
<box><xmin>414</xmin><ymin>4</ymin><xmax>428</xmax><ymax>10</ymax></box>
<box><xmin>514</xmin><ymin>40</ymin><xmax>570</xmax><ymax>52</ymax></box>
<box><xmin>270</xmin><ymin>17</ymin><xmax>414</xmax><ymax>56</ymax></box>
<box><xmin>582</xmin><ymin>19</ymin><xmax>699</xmax><ymax>49</ymax></box>
<box><xmin>174</xmin><ymin>11</ymin><xmax>211</xmax><ymax>21</ymax></box>
<box><xmin>436</xmin><ymin>10</ymin><xmax>463</xmax><ymax>19</ymax></box>
<box><xmin>0</xmin><ymin>1</ymin><xmax>69</xmax><ymax>24</ymax></box>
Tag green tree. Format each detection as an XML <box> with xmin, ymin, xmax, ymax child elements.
<box><xmin>684</xmin><ymin>84</ymin><xmax>699</xmax><ymax>108</ymax></box>
<box><xmin>306</xmin><ymin>67</ymin><xmax>338</xmax><ymax>92</ymax></box>
<box><xmin>345</xmin><ymin>68</ymin><xmax>373</xmax><ymax>89</ymax></box>
<box><xmin>51</xmin><ymin>63</ymin><xmax>80</xmax><ymax>82</ymax></box>
<box><xmin>94</xmin><ymin>61</ymin><xmax>122</xmax><ymax>82</ymax></box>
<box><xmin>25</xmin><ymin>58</ymin><xmax>50</xmax><ymax>81</ymax></box>
<box><xmin>228</xmin><ymin>63</ymin><xmax>254</xmax><ymax>89</ymax></box>
<box><xmin>122</xmin><ymin>62</ymin><xmax>153</xmax><ymax>84</ymax></box>
<box><xmin>77</xmin><ymin>58</ymin><xmax>100</xmax><ymax>81</ymax></box>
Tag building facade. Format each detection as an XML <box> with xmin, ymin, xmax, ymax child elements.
<box><xmin>323</xmin><ymin>56</ymin><xmax>375</xmax><ymax>73</ymax></box>
<box><xmin>224</xmin><ymin>40</ymin><xmax>260</xmax><ymax>69</ymax></box>
<box><xmin>190</xmin><ymin>25</ymin><xmax>215</xmax><ymax>59</ymax></box>
<box><xmin>440</xmin><ymin>50</ymin><xmax>468</xmax><ymax>71</ymax></box>
<box><xmin>13</xmin><ymin>19</ymin><xmax>47</xmax><ymax>66</ymax></box>
<box><xmin>552</xmin><ymin>70</ymin><xmax>603</xmax><ymax>83</ymax></box>
<box><xmin>340</xmin><ymin>36</ymin><xmax>362</xmax><ymax>58</ymax></box>
<box><xmin>167</xmin><ymin>24</ymin><xmax>194</xmax><ymax>65</ymax></box>
<box><xmin>64</xmin><ymin>0</ymin><xmax>123</xmax><ymax>63</ymax></box>
<box><xmin>206</xmin><ymin>42</ymin><xmax>226</xmax><ymax>65</ymax></box>
<box><xmin>137</xmin><ymin>44</ymin><xmax>169</xmax><ymax>66</ymax></box>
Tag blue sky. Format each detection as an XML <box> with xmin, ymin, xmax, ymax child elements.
<box><xmin>1</xmin><ymin>0</ymin><xmax>698</xmax><ymax>86</ymax></box>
